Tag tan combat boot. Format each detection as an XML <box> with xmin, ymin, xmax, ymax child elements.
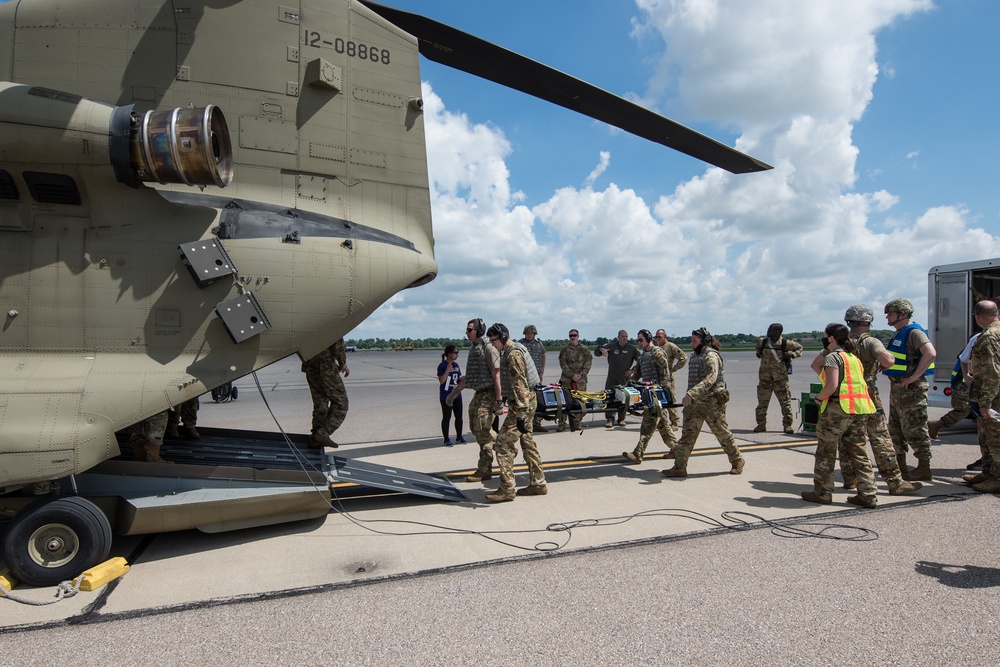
<box><xmin>147</xmin><ymin>439</ymin><xmax>166</xmax><ymax>462</ymax></box>
<box><xmin>801</xmin><ymin>490</ymin><xmax>832</xmax><ymax>505</ymax></box>
<box><xmin>164</xmin><ymin>423</ymin><xmax>180</xmax><ymax>438</ymax></box>
<box><xmin>887</xmin><ymin>480</ymin><xmax>922</xmax><ymax>495</ymax></box>
<box><xmin>896</xmin><ymin>453</ymin><xmax>911</xmax><ymax>478</ymax></box>
<box><xmin>964</xmin><ymin>472</ymin><xmax>987</xmax><ymax>485</ymax></box>
<box><xmin>182</xmin><ymin>425</ymin><xmax>200</xmax><ymax>439</ymax></box>
<box><xmin>308</xmin><ymin>432</ymin><xmax>339</xmax><ymax>449</ymax></box>
<box><xmin>516</xmin><ymin>484</ymin><xmax>548</xmax><ymax>496</ymax></box>
<box><xmin>485</xmin><ymin>488</ymin><xmax>516</xmax><ymax>503</ymax></box>
<box><xmin>971</xmin><ymin>478</ymin><xmax>1000</xmax><ymax>493</ymax></box>
<box><xmin>730</xmin><ymin>458</ymin><xmax>745</xmax><ymax>475</ymax></box>
<box><xmin>907</xmin><ymin>459</ymin><xmax>932</xmax><ymax>482</ymax></box>
<box><xmin>662</xmin><ymin>466</ymin><xmax>687</xmax><ymax>478</ymax></box>
<box><xmin>847</xmin><ymin>494</ymin><xmax>877</xmax><ymax>508</ymax></box>
<box><xmin>927</xmin><ymin>420</ymin><xmax>941</xmax><ymax>440</ymax></box>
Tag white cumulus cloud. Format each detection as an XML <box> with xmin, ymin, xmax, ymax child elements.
<box><xmin>352</xmin><ymin>0</ymin><xmax>1000</xmax><ymax>341</ymax></box>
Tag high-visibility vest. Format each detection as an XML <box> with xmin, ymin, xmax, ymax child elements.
<box><xmin>950</xmin><ymin>358</ymin><xmax>966</xmax><ymax>387</ymax></box>
<box><xmin>883</xmin><ymin>322</ymin><xmax>935</xmax><ymax>378</ymax></box>
<box><xmin>820</xmin><ymin>351</ymin><xmax>875</xmax><ymax>414</ymax></box>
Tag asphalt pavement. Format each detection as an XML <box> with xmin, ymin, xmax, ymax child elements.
<box><xmin>2</xmin><ymin>350</ymin><xmax>997</xmax><ymax>665</ymax></box>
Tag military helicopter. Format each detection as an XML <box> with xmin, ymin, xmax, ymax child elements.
<box><xmin>0</xmin><ymin>0</ymin><xmax>771</xmax><ymax>586</ymax></box>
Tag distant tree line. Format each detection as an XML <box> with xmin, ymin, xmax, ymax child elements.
<box><xmin>345</xmin><ymin>329</ymin><xmax>896</xmax><ymax>352</ymax></box>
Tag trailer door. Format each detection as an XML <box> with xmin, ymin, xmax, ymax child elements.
<box><xmin>931</xmin><ymin>271</ymin><xmax>970</xmax><ymax>382</ymax></box>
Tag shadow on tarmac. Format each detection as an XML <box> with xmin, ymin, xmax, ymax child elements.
<box><xmin>915</xmin><ymin>560</ymin><xmax>1000</xmax><ymax>589</ymax></box>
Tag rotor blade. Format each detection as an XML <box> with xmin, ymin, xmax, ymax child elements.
<box><xmin>360</xmin><ymin>1</ymin><xmax>772</xmax><ymax>174</ymax></box>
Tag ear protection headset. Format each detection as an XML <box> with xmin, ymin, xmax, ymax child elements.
<box><xmin>470</xmin><ymin>318</ymin><xmax>485</xmax><ymax>337</ymax></box>
<box><xmin>486</xmin><ymin>323</ymin><xmax>509</xmax><ymax>344</ymax></box>
<box><xmin>637</xmin><ymin>329</ymin><xmax>652</xmax><ymax>343</ymax></box>
<box><xmin>692</xmin><ymin>327</ymin><xmax>714</xmax><ymax>344</ymax></box>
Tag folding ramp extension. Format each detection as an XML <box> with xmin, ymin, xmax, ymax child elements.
<box><xmin>136</xmin><ymin>428</ymin><xmax>466</xmax><ymax>502</ymax></box>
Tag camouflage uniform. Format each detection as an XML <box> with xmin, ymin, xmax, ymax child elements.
<box><xmin>839</xmin><ymin>333</ymin><xmax>910</xmax><ymax>492</ymax></box>
<box><xmin>937</xmin><ymin>370</ymin><xmax>972</xmax><ymax>429</ymax></box>
<box><xmin>970</xmin><ymin>320</ymin><xmax>1000</xmax><ymax>484</ymax></box>
<box><xmin>495</xmin><ymin>343</ymin><xmax>546</xmax><ymax>493</ymax></box>
<box><xmin>167</xmin><ymin>396</ymin><xmax>199</xmax><ymax>435</ymax></box>
<box><xmin>886</xmin><ymin>326</ymin><xmax>933</xmax><ymax>462</ymax></box>
<box><xmin>520</xmin><ymin>335</ymin><xmax>547</xmax><ymax>430</ymax></box>
<box><xmin>658</xmin><ymin>339</ymin><xmax>687</xmax><ymax>428</ymax></box>
<box><xmin>302</xmin><ymin>339</ymin><xmax>349</xmax><ymax>438</ymax></box>
<box><xmin>629</xmin><ymin>345</ymin><xmax>677</xmax><ymax>461</ymax></box>
<box><xmin>669</xmin><ymin>348</ymin><xmax>744</xmax><ymax>473</ymax></box>
<box><xmin>812</xmin><ymin>351</ymin><xmax>877</xmax><ymax>504</ymax></box>
<box><xmin>466</xmin><ymin>338</ymin><xmax>502</xmax><ymax>477</ymax></box>
<box><xmin>754</xmin><ymin>336</ymin><xmax>803</xmax><ymax>430</ymax></box>
<box><xmin>558</xmin><ymin>341</ymin><xmax>592</xmax><ymax>430</ymax></box>
<box><xmin>128</xmin><ymin>410</ymin><xmax>169</xmax><ymax>462</ymax></box>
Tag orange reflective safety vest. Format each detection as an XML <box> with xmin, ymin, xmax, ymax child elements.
<box><xmin>819</xmin><ymin>351</ymin><xmax>876</xmax><ymax>415</ymax></box>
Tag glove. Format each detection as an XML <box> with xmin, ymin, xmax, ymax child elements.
<box><xmin>516</xmin><ymin>418</ymin><xmax>528</xmax><ymax>434</ymax></box>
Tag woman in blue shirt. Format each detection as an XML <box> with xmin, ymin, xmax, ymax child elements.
<box><xmin>437</xmin><ymin>345</ymin><xmax>467</xmax><ymax>446</ymax></box>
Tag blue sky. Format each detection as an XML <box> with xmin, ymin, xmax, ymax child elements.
<box><xmin>351</xmin><ymin>0</ymin><xmax>1000</xmax><ymax>342</ymax></box>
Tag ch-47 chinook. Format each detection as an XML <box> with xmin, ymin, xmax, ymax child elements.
<box><xmin>0</xmin><ymin>0</ymin><xmax>771</xmax><ymax>586</ymax></box>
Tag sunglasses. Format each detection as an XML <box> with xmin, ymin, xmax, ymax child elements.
<box><xmin>569</xmin><ymin>334</ymin><xmax>579</xmax><ymax>338</ymax></box>
<box><xmin>466</xmin><ymin>327</ymin><xmax>475</xmax><ymax>332</ymax></box>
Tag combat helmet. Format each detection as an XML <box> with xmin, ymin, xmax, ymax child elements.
<box><xmin>844</xmin><ymin>304</ymin><xmax>875</xmax><ymax>324</ymax></box>
<box><xmin>523</xmin><ymin>324</ymin><xmax>538</xmax><ymax>335</ymax></box>
<box><xmin>884</xmin><ymin>298</ymin><xmax>915</xmax><ymax>316</ymax></box>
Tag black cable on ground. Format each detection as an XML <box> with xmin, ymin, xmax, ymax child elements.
<box><xmin>253</xmin><ymin>371</ymin><xmax>893</xmax><ymax>551</ymax></box>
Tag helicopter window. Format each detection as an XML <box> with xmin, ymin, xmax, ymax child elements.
<box><xmin>22</xmin><ymin>172</ymin><xmax>82</xmax><ymax>206</ymax></box>
<box><xmin>0</xmin><ymin>170</ymin><xmax>17</xmax><ymax>200</ymax></box>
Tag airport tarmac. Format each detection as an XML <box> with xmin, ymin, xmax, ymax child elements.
<box><xmin>2</xmin><ymin>349</ymin><xmax>998</xmax><ymax>665</ymax></box>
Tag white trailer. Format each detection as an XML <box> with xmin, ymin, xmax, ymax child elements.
<box><xmin>927</xmin><ymin>258</ymin><xmax>1000</xmax><ymax>407</ymax></box>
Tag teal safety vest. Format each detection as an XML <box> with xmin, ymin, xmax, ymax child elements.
<box><xmin>883</xmin><ymin>322</ymin><xmax>935</xmax><ymax>378</ymax></box>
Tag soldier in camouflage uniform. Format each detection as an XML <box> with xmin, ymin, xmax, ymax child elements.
<box><xmin>801</xmin><ymin>324</ymin><xmax>878</xmax><ymax>508</ymax></box>
<box><xmin>484</xmin><ymin>323</ymin><xmax>547</xmax><ymax>502</ymax></box>
<box><xmin>302</xmin><ymin>338</ymin><xmax>350</xmax><ymax>448</ymax></box>
<box><xmin>663</xmin><ymin>328</ymin><xmax>745</xmax><ymax>478</ymax></box>
<box><xmin>520</xmin><ymin>324</ymin><xmax>548</xmax><ymax>432</ymax></box>
<box><xmin>928</xmin><ymin>342</ymin><xmax>975</xmax><ymax>440</ymax></box>
<box><xmin>464</xmin><ymin>318</ymin><xmax>503</xmax><ymax>483</ymax></box>
<box><xmin>623</xmin><ymin>329</ymin><xmax>677</xmax><ymax>463</ymax></box>
<box><xmin>128</xmin><ymin>410</ymin><xmax>169</xmax><ymax>462</ymax></box>
<box><xmin>966</xmin><ymin>301</ymin><xmax>1000</xmax><ymax>493</ymax></box>
<box><xmin>166</xmin><ymin>397</ymin><xmax>200</xmax><ymax>439</ymax></box>
<box><xmin>882</xmin><ymin>299</ymin><xmax>936</xmax><ymax>481</ymax></box>
<box><xmin>655</xmin><ymin>329</ymin><xmax>687</xmax><ymax>430</ymax></box>
<box><xmin>753</xmin><ymin>323</ymin><xmax>803</xmax><ymax>434</ymax></box>
<box><xmin>557</xmin><ymin>328</ymin><xmax>592</xmax><ymax>432</ymax></box>
<box><xmin>839</xmin><ymin>305</ymin><xmax>921</xmax><ymax>495</ymax></box>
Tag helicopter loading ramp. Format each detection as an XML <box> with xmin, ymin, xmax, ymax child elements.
<box><xmin>75</xmin><ymin>428</ymin><xmax>465</xmax><ymax>536</ymax></box>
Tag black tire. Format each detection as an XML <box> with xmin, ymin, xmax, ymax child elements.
<box><xmin>3</xmin><ymin>496</ymin><xmax>112</xmax><ymax>587</ymax></box>
<box><xmin>230</xmin><ymin>386</ymin><xmax>238</xmax><ymax>400</ymax></box>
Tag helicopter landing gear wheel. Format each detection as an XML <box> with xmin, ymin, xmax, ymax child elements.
<box><xmin>3</xmin><ymin>496</ymin><xmax>112</xmax><ymax>587</ymax></box>
<box><xmin>211</xmin><ymin>381</ymin><xmax>237</xmax><ymax>402</ymax></box>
